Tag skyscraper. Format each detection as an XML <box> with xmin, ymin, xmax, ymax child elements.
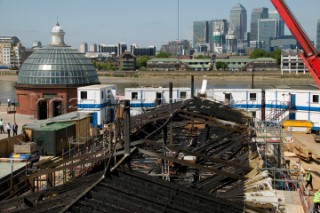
<box><xmin>208</xmin><ymin>19</ymin><xmax>228</xmax><ymax>52</ymax></box>
<box><xmin>255</xmin><ymin>10</ymin><xmax>285</xmax><ymax>50</ymax></box>
<box><xmin>317</xmin><ymin>19</ymin><xmax>320</xmax><ymax>51</ymax></box>
<box><xmin>258</xmin><ymin>18</ymin><xmax>279</xmax><ymax>50</ymax></box>
<box><xmin>269</xmin><ymin>11</ymin><xmax>285</xmax><ymax>37</ymax></box>
<box><xmin>89</xmin><ymin>43</ymin><xmax>97</xmax><ymax>52</ymax></box>
<box><xmin>250</xmin><ymin>8</ymin><xmax>269</xmax><ymax>41</ymax></box>
<box><xmin>193</xmin><ymin>21</ymin><xmax>209</xmax><ymax>48</ymax></box>
<box><xmin>229</xmin><ymin>3</ymin><xmax>247</xmax><ymax>40</ymax></box>
<box><xmin>79</xmin><ymin>42</ymin><xmax>88</xmax><ymax>53</ymax></box>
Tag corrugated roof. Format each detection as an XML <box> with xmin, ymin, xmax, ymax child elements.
<box><xmin>23</xmin><ymin>111</ymin><xmax>92</xmax><ymax>129</ymax></box>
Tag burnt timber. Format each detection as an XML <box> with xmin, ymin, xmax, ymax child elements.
<box><xmin>0</xmin><ymin>169</ymin><xmax>244</xmax><ymax>213</ymax></box>
<box><xmin>0</xmin><ymin>97</ymin><xmax>258</xmax><ymax>212</ymax></box>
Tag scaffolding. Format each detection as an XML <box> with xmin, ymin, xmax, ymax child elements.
<box><xmin>253</xmin><ymin>118</ymin><xmax>295</xmax><ymax>183</ymax></box>
<box><xmin>265</xmin><ymin>100</ymin><xmax>290</xmax><ymax>125</ymax></box>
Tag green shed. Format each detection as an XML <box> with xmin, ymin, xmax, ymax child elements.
<box><xmin>32</xmin><ymin>123</ymin><xmax>76</xmax><ymax>156</ymax></box>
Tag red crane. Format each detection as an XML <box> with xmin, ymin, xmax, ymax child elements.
<box><xmin>271</xmin><ymin>0</ymin><xmax>320</xmax><ymax>88</ymax></box>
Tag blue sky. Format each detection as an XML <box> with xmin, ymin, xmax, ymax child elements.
<box><xmin>0</xmin><ymin>0</ymin><xmax>319</xmax><ymax>49</ymax></box>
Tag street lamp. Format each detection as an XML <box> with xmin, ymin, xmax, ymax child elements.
<box><xmin>6</xmin><ymin>100</ymin><xmax>17</xmax><ymax>123</ymax></box>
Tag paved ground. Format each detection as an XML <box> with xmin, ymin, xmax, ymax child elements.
<box><xmin>292</xmin><ymin>133</ymin><xmax>320</xmax><ymax>159</ymax></box>
<box><xmin>284</xmin><ymin>131</ymin><xmax>320</xmax><ymax>212</ymax></box>
<box><xmin>0</xmin><ymin>104</ymin><xmax>36</xmax><ymax>140</ymax></box>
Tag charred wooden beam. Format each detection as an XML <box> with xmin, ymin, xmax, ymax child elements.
<box><xmin>137</xmin><ymin>148</ymin><xmax>245</xmax><ymax>180</ymax></box>
<box><xmin>192</xmin><ymin>131</ymin><xmax>235</xmax><ymax>152</ymax></box>
<box><xmin>137</xmin><ymin>139</ymin><xmax>251</xmax><ymax>171</ymax></box>
<box><xmin>182</xmin><ymin>98</ymin><xmax>250</xmax><ymax>124</ymax></box>
<box><xmin>21</xmin><ymin>148</ymin><xmax>136</xmax><ymax>181</ymax></box>
<box><xmin>177</xmin><ymin>109</ymin><xmax>247</xmax><ymax>133</ymax></box>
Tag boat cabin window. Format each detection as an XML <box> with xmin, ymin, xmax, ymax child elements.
<box><xmin>251</xmin><ymin>111</ymin><xmax>256</xmax><ymax>118</ymax></box>
<box><xmin>156</xmin><ymin>92</ymin><xmax>162</xmax><ymax>105</ymax></box>
<box><xmin>249</xmin><ymin>93</ymin><xmax>256</xmax><ymax>101</ymax></box>
<box><xmin>101</xmin><ymin>91</ymin><xmax>104</xmax><ymax>99</ymax></box>
<box><xmin>180</xmin><ymin>91</ymin><xmax>186</xmax><ymax>99</ymax></box>
<box><xmin>81</xmin><ymin>91</ymin><xmax>87</xmax><ymax>100</ymax></box>
<box><xmin>131</xmin><ymin>92</ymin><xmax>138</xmax><ymax>99</ymax></box>
<box><xmin>312</xmin><ymin>95</ymin><xmax>319</xmax><ymax>103</ymax></box>
<box><xmin>224</xmin><ymin>93</ymin><xmax>231</xmax><ymax>104</ymax></box>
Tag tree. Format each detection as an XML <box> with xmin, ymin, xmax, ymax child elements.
<box><xmin>136</xmin><ymin>56</ymin><xmax>150</xmax><ymax>69</ymax></box>
<box><xmin>194</xmin><ymin>55</ymin><xmax>211</xmax><ymax>59</ymax></box>
<box><xmin>269</xmin><ymin>49</ymin><xmax>282</xmax><ymax>65</ymax></box>
<box><xmin>215</xmin><ymin>61</ymin><xmax>228</xmax><ymax>70</ymax></box>
<box><xmin>93</xmin><ymin>61</ymin><xmax>115</xmax><ymax>70</ymax></box>
<box><xmin>249</xmin><ymin>48</ymin><xmax>282</xmax><ymax>65</ymax></box>
<box><xmin>156</xmin><ymin>51</ymin><xmax>171</xmax><ymax>58</ymax></box>
<box><xmin>249</xmin><ymin>49</ymin><xmax>268</xmax><ymax>59</ymax></box>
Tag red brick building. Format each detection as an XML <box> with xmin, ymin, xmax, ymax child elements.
<box><xmin>15</xmin><ymin>22</ymin><xmax>100</xmax><ymax>119</ymax></box>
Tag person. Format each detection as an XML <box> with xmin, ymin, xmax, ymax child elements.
<box><xmin>306</xmin><ymin>168</ymin><xmax>314</xmax><ymax>191</ymax></box>
<box><xmin>7</xmin><ymin>98</ymin><xmax>11</xmax><ymax>107</ymax></box>
<box><xmin>6</xmin><ymin>122</ymin><xmax>11</xmax><ymax>137</ymax></box>
<box><xmin>0</xmin><ymin>119</ymin><xmax>4</xmax><ymax>134</ymax></box>
<box><xmin>12</xmin><ymin>122</ymin><xmax>18</xmax><ymax>136</ymax></box>
<box><xmin>314</xmin><ymin>189</ymin><xmax>320</xmax><ymax>213</ymax></box>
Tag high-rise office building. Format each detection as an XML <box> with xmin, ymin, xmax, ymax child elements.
<box><xmin>258</xmin><ymin>18</ymin><xmax>279</xmax><ymax>50</ymax></box>
<box><xmin>225</xmin><ymin>33</ymin><xmax>237</xmax><ymax>53</ymax></box>
<box><xmin>268</xmin><ymin>11</ymin><xmax>285</xmax><ymax>37</ymax></box>
<box><xmin>193</xmin><ymin>21</ymin><xmax>209</xmax><ymax>48</ymax></box>
<box><xmin>229</xmin><ymin>3</ymin><xmax>247</xmax><ymax>40</ymax></box>
<box><xmin>256</xmin><ymin>11</ymin><xmax>285</xmax><ymax>50</ymax></box>
<box><xmin>250</xmin><ymin>8</ymin><xmax>269</xmax><ymax>41</ymax></box>
<box><xmin>212</xmin><ymin>31</ymin><xmax>226</xmax><ymax>53</ymax></box>
<box><xmin>208</xmin><ymin>19</ymin><xmax>228</xmax><ymax>52</ymax></box>
<box><xmin>79</xmin><ymin>42</ymin><xmax>88</xmax><ymax>53</ymax></box>
<box><xmin>89</xmin><ymin>43</ymin><xmax>97</xmax><ymax>52</ymax></box>
<box><xmin>118</xmin><ymin>43</ymin><xmax>127</xmax><ymax>56</ymax></box>
<box><xmin>317</xmin><ymin>19</ymin><xmax>320</xmax><ymax>52</ymax></box>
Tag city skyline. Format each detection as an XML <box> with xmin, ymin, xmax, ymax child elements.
<box><xmin>0</xmin><ymin>0</ymin><xmax>319</xmax><ymax>50</ymax></box>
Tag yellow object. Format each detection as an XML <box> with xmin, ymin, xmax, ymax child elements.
<box><xmin>282</xmin><ymin>120</ymin><xmax>313</xmax><ymax>133</ymax></box>
<box><xmin>12</xmin><ymin>154</ymin><xmax>20</xmax><ymax>158</ymax></box>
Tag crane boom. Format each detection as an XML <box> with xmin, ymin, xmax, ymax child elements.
<box><xmin>270</xmin><ymin>0</ymin><xmax>320</xmax><ymax>88</ymax></box>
